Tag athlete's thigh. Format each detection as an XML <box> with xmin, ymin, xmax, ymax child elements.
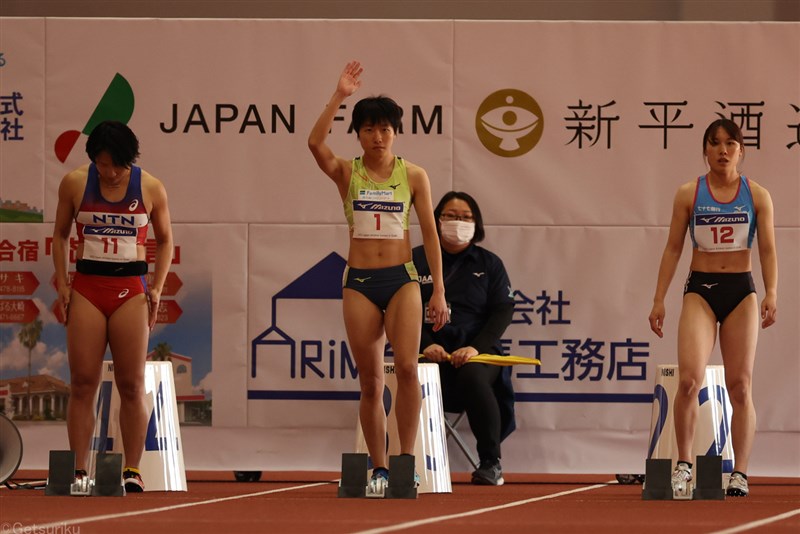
<box><xmin>343</xmin><ymin>288</ymin><xmax>386</xmax><ymax>379</ymax></box>
<box><xmin>718</xmin><ymin>293</ymin><xmax>758</xmax><ymax>382</ymax></box>
<box><xmin>106</xmin><ymin>294</ymin><xmax>149</xmax><ymax>385</ymax></box>
<box><xmin>384</xmin><ymin>282</ymin><xmax>422</xmax><ymax>365</ymax></box>
<box><xmin>66</xmin><ymin>291</ymin><xmax>109</xmax><ymax>382</ymax></box>
<box><xmin>676</xmin><ymin>293</ymin><xmax>718</xmax><ymax>380</ymax></box>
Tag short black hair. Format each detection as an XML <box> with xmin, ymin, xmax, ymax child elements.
<box><xmin>433</xmin><ymin>191</ymin><xmax>486</xmax><ymax>244</ymax></box>
<box><xmin>85</xmin><ymin>120</ymin><xmax>140</xmax><ymax>167</ymax></box>
<box><xmin>352</xmin><ymin>96</ymin><xmax>403</xmax><ymax>134</ymax></box>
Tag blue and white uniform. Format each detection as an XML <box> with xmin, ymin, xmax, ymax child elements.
<box><xmin>689</xmin><ymin>175</ymin><xmax>756</xmax><ymax>253</ymax></box>
<box><xmin>685</xmin><ymin>175</ymin><xmax>758</xmax><ymax>323</ymax></box>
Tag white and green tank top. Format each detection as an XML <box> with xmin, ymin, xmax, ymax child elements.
<box><xmin>344</xmin><ymin>156</ymin><xmax>411</xmax><ymax>239</ymax></box>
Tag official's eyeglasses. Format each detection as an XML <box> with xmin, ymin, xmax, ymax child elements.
<box><xmin>439</xmin><ymin>213</ymin><xmax>474</xmax><ymax>222</ymax></box>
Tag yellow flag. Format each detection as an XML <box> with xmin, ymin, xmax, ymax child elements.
<box><xmin>419</xmin><ymin>354</ymin><xmax>540</xmax><ymax>366</ymax></box>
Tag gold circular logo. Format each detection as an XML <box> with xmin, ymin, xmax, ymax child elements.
<box><xmin>475</xmin><ymin>89</ymin><xmax>544</xmax><ymax>157</ymax></box>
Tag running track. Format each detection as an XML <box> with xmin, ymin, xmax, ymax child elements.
<box><xmin>2</xmin><ymin>472</ymin><xmax>798</xmax><ymax>533</ymax></box>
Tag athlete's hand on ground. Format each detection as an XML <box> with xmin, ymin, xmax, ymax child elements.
<box><xmin>649</xmin><ymin>302</ymin><xmax>665</xmax><ymax>338</ymax></box>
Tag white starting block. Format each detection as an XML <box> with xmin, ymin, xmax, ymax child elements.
<box><xmin>647</xmin><ymin>364</ymin><xmax>734</xmax><ymax>483</ymax></box>
<box><xmin>92</xmin><ymin>361</ymin><xmax>187</xmax><ymax>491</ymax></box>
<box><xmin>355</xmin><ymin>362</ymin><xmax>451</xmax><ymax>494</ymax></box>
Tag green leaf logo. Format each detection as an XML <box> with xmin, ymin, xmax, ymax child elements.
<box><xmin>54</xmin><ymin>73</ymin><xmax>135</xmax><ymax>163</ymax></box>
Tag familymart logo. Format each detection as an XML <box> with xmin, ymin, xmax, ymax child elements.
<box><xmin>54</xmin><ymin>73</ymin><xmax>135</xmax><ymax>163</ymax></box>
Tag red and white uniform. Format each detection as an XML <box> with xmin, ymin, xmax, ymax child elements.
<box><xmin>71</xmin><ymin>163</ymin><xmax>150</xmax><ymax>318</ymax></box>
<box><xmin>75</xmin><ymin>163</ymin><xmax>149</xmax><ymax>262</ymax></box>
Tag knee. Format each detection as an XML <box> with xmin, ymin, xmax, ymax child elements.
<box><xmin>393</xmin><ymin>361</ymin><xmax>418</xmax><ymax>385</ymax></box>
<box><xmin>68</xmin><ymin>374</ymin><xmax>100</xmax><ymax>401</ymax></box>
<box><xmin>359</xmin><ymin>376</ymin><xmax>384</xmax><ymax>401</ymax></box>
<box><xmin>115</xmin><ymin>376</ymin><xmax>145</xmax><ymax>402</ymax></box>
<box><xmin>726</xmin><ymin>379</ymin><xmax>752</xmax><ymax>406</ymax></box>
<box><xmin>677</xmin><ymin>376</ymin><xmax>701</xmax><ymax>398</ymax></box>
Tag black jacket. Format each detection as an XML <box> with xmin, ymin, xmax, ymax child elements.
<box><xmin>412</xmin><ymin>243</ymin><xmax>516</xmax><ymax>440</ymax></box>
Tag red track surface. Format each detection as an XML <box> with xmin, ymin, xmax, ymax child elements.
<box><xmin>2</xmin><ymin>471</ymin><xmax>798</xmax><ymax>533</ymax></box>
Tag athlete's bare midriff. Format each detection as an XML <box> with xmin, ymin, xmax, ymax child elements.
<box><xmin>689</xmin><ymin>248</ymin><xmax>751</xmax><ymax>273</ymax></box>
<box><xmin>347</xmin><ymin>231</ymin><xmax>412</xmax><ymax>269</ymax></box>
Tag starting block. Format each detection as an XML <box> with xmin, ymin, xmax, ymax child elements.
<box><xmin>642</xmin><ymin>456</ymin><xmax>725</xmax><ymax>501</ymax></box>
<box><xmin>694</xmin><ymin>455</ymin><xmax>725</xmax><ymax>500</ymax></box>
<box><xmin>337</xmin><ymin>453</ymin><xmax>418</xmax><ymax>499</ymax></box>
<box><xmin>45</xmin><ymin>450</ymin><xmax>124</xmax><ymax>497</ymax></box>
<box><xmin>642</xmin><ymin>458</ymin><xmax>673</xmax><ymax>500</ymax></box>
<box><xmin>92</xmin><ymin>453</ymin><xmax>124</xmax><ymax>497</ymax></box>
<box><xmin>385</xmin><ymin>454</ymin><xmax>417</xmax><ymax>499</ymax></box>
<box><xmin>45</xmin><ymin>450</ymin><xmax>78</xmax><ymax>496</ymax></box>
<box><xmin>337</xmin><ymin>453</ymin><xmax>368</xmax><ymax>498</ymax></box>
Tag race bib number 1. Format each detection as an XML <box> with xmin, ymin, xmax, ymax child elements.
<box><xmin>352</xmin><ymin>190</ymin><xmax>405</xmax><ymax>239</ymax></box>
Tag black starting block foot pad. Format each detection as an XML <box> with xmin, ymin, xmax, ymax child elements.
<box><xmin>642</xmin><ymin>458</ymin><xmax>673</xmax><ymax>500</ymax></box>
<box><xmin>694</xmin><ymin>455</ymin><xmax>725</xmax><ymax>500</ymax></box>
<box><xmin>45</xmin><ymin>450</ymin><xmax>76</xmax><ymax>496</ymax></box>
<box><xmin>338</xmin><ymin>453</ymin><xmax>368</xmax><ymax>498</ymax></box>
<box><xmin>385</xmin><ymin>454</ymin><xmax>417</xmax><ymax>499</ymax></box>
<box><xmin>92</xmin><ymin>453</ymin><xmax>124</xmax><ymax>496</ymax></box>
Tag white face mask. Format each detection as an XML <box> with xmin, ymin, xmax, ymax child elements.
<box><xmin>440</xmin><ymin>220</ymin><xmax>475</xmax><ymax>246</ymax></box>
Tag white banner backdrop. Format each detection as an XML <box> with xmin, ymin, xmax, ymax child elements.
<box><xmin>41</xmin><ymin>18</ymin><xmax>455</xmax><ymax>225</ymax></box>
<box><xmin>0</xmin><ymin>17</ymin><xmax>45</xmax><ymax>222</ymax></box>
<box><xmin>2</xmin><ymin>18</ymin><xmax>798</xmax><ymax>476</ymax></box>
<box><xmin>453</xmin><ymin>21</ymin><xmax>800</xmax><ymax>228</ymax></box>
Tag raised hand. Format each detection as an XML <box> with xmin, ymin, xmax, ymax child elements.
<box><xmin>336</xmin><ymin>60</ymin><xmax>363</xmax><ymax>97</ymax></box>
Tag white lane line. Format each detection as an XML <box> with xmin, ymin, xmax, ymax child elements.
<box><xmin>707</xmin><ymin>508</ymin><xmax>800</xmax><ymax>534</ymax></box>
<box><xmin>31</xmin><ymin>480</ymin><xmax>334</xmax><ymax>530</ymax></box>
<box><xmin>352</xmin><ymin>482</ymin><xmax>612</xmax><ymax>534</ymax></box>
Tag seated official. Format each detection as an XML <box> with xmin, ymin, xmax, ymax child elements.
<box><xmin>412</xmin><ymin>191</ymin><xmax>515</xmax><ymax>486</ymax></box>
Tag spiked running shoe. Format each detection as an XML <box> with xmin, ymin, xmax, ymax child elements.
<box><xmin>471</xmin><ymin>460</ymin><xmax>504</xmax><ymax>486</ymax></box>
<box><xmin>671</xmin><ymin>462</ymin><xmax>693</xmax><ymax>500</ymax></box>
<box><xmin>71</xmin><ymin>469</ymin><xmax>91</xmax><ymax>494</ymax></box>
<box><xmin>366</xmin><ymin>468</ymin><xmax>389</xmax><ymax>498</ymax></box>
<box><xmin>726</xmin><ymin>472</ymin><xmax>749</xmax><ymax>497</ymax></box>
<box><xmin>123</xmin><ymin>468</ymin><xmax>145</xmax><ymax>493</ymax></box>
